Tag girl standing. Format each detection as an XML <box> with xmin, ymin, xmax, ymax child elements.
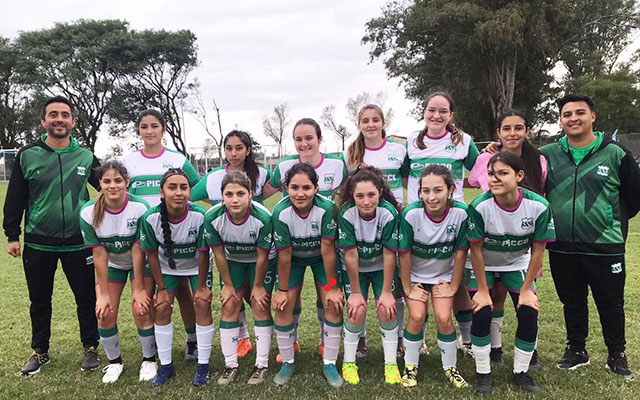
<box><xmin>79</xmin><ymin>161</ymin><xmax>155</xmax><ymax>383</ymax></box>
<box><xmin>203</xmin><ymin>171</ymin><xmax>277</xmax><ymax>385</ymax></box>
<box><xmin>398</xmin><ymin>165</ymin><xmax>469</xmax><ymax>389</ymax></box>
<box><xmin>466</xmin><ymin>152</ymin><xmax>555</xmax><ymax>394</ymax></box>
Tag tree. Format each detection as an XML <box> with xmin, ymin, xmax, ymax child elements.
<box><xmin>190</xmin><ymin>88</ymin><xmax>225</xmax><ymax>166</ymax></box>
<box><xmin>15</xmin><ymin>20</ymin><xmax>138</xmax><ymax>151</ymax></box>
<box><xmin>263</xmin><ymin>103</ymin><xmax>289</xmax><ymax>158</ymax></box>
<box><xmin>345</xmin><ymin>91</ymin><xmax>394</xmax><ymax>128</ymax></box>
<box><xmin>320</xmin><ymin>105</ymin><xmax>351</xmax><ymax>151</ymax></box>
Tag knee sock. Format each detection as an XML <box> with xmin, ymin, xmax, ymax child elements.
<box><xmin>343</xmin><ymin>321</ymin><xmax>363</xmax><ymax>363</ymax></box>
<box><xmin>437</xmin><ymin>331</ymin><xmax>458</xmax><ymax>370</ymax></box>
<box><xmin>380</xmin><ymin>320</ymin><xmax>399</xmax><ymax>365</ymax></box>
<box><xmin>238</xmin><ymin>304</ymin><xmax>250</xmax><ymax>340</ymax></box>
<box><xmin>275</xmin><ymin>323</ymin><xmax>295</xmax><ymax>363</ymax></box>
<box><xmin>254</xmin><ymin>319</ymin><xmax>274</xmax><ymax>368</ymax></box>
<box><xmin>99</xmin><ymin>326</ymin><xmax>121</xmax><ymax>362</ymax></box>
<box><xmin>403</xmin><ymin>330</ymin><xmax>423</xmax><ymax>366</ymax></box>
<box><xmin>220</xmin><ymin>320</ymin><xmax>240</xmax><ymax>368</ymax></box>
<box><xmin>323</xmin><ymin>320</ymin><xmax>343</xmax><ymax>364</ymax></box>
<box><xmin>196</xmin><ymin>323</ymin><xmax>214</xmax><ymax>365</ymax></box>
<box><xmin>490</xmin><ymin>310</ymin><xmax>504</xmax><ymax>348</ymax></box>
<box><xmin>455</xmin><ymin>310</ymin><xmax>473</xmax><ymax>344</ymax></box>
<box><xmin>155</xmin><ymin>322</ymin><xmax>174</xmax><ymax>365</ymax></box>
<box><xmin>514</xmin><ymin>305</ymin><xmax>538</xmax><ymax>373</ymax></box>
<box><xmin>138</xmin><ymin>327</ymin><xmax>156</xmax><ymax>359</ymax></box>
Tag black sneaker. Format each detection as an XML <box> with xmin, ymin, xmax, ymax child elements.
<box><xmin>81</xmin><ymin>346</ymin><xmax>100</xmax><ymax>371</ymax></box>
<box><xmin>605</xmin><ymin>351</ymin><xmax>634</xmax><ymax>380</ymax></box>
<box><xmin>512</xmin><ymin>371</ymin><xmax>542</xmax><ymax>393</ymax></box>
<box><xmin>490</xmin><ymin>347</ymin><xmax>504</xmax><ymax>365</ymax></box>
<box><xmin>474</xmin><ymin>372</ymin><xmax>492</xmax><ymax>394</ymax></box>
<box><xmin>529</xmin><ymin>349</ymin><xmax>543</xmax><ymax>371</ymax></box>
<box><xmin>556</xmin><ymin>346</ymin><xmax>589</xmax><ymax>370</ymax></box>
<box><xmin>20</xmin><ymin>352</ymin><xmax>50</xmax><ymax>375</ymax></box>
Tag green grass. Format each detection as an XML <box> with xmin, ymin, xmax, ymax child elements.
<box><xmin>0</xmin><ymin>184</ymin><xmax>638</xmax><ymax>399</ymax></box>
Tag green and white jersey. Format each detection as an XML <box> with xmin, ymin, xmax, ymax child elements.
<box><xmin>399</xmin><ymin>200</ymin><xmax>469</xmax><ymax>284</ymax></box>
<box><xmin>343</xmin><ymin>139</ymin><xmax>408</xmax><ymax>204</ymax></box>
<box><xmin>270</xmin><ymin>153</ymin><xmax>347</xmax><ymax>201</ymax></box>
<box><xmin>191</xmin><ymin>164</ymin><xmax>272</xmax><ymax>205</ymax></box>
<box><xmin>272</xmin><ymin>195</ymin><xmax>337</xmax><ymax>266</ymax></box>
<box><xmin>338</xmin><ymin>199</ymin><xmax>398</xmax><ymax>273</ymax></box>
<box><xmin>406</xmin><ymin>130</ymin><xmax>479</xmax><ymax>204</ymax></box>
<box><xmin>467</xmin><ymin>188</ymin><xmax>555</xmax><ymax>272</ymax></box>
<box><xmin>79</xmin><ymin>194</ymin><xmax>149</xmax><ymax>271</ymax></box>
<box><xmin>122</xmin><ymin>147</ymin><xmax>200</xmax><ymax>207</ymax></box>
<box><xmin>204</xmin><ymin>201</ymin><xmax>276</xmax><ymax>262</ymax></box>
<box><xmin>139</xmin><ymin>202</ymin><xmax>207</xmax><ymax>276</ymax></box>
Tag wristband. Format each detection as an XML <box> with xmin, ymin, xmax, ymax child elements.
<box><xmin>278</xmin><ymin>288</ymin><xmax>289</xmax><ymax>293</ymax></box>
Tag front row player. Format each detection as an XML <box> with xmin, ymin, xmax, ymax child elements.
<box><xmin>271</xmin><ymin>163</ymin><xmax>345</xmax><ymax>388</ymax></box>
<box><xmin>203</xmin><ymin>171</ymin><xmax>277</xmax><ymax>385</ymax></box>
<box><xmin>466</xmin><ymin>152</ymin><xmax>555</xmax><ymax>394</ymax></box>
<box><xmin>337</xmin><ymin>166</ymin><xmax>402</xmax><ymax>385</ymax></box>
<box><xmin>137</xmin><ymin>169</ymin><xmax>211</xmax><ymax>387</ymax></box>
<box><xmin>80</xmin><ymin>161</ymin><xmax>156</xmax><ymax>383</ymax></box>
<box><xmin>398</xmin><ymin>165</ymin><xmax>469</xmax><ymax>389</ymax></box>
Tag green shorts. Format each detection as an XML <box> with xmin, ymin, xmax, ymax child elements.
<box><xmin>464</xmin><ymin>269</ymin><xmax>536</xmax><ymax>293</ymax></box>
<box><xmin>220</xmin><ymin>257</ymin><xmax>277</xmax><ymax>293</ymax></box>
<box><xmin>108</xmin><ymin>266</ymin><xmax>152</xmax><ymax>284</ymax></box>
<box><xmin>278</xmin><ymin>261</ymin><xmax>331</xmax><ymax>290</ymax></box>
<box><xmin>342</xmin><ymin>269</ymin><xmax>396</xmax><ymax>300</ymax></box>
<box><xmin>161</xmin><ymin>274</ymin><xmax>199</xmax><ymax>294</ymax></box>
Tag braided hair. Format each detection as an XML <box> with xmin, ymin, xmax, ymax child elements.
<box><xmin>159</xmin><ymin>168</ymin><xmax>189</xmax><ymax>269</ymax></box>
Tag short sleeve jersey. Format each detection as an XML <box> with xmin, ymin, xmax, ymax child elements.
<box><xmin>138</xmin><ymin>202</ymin><xmax>207</xmax><ymax>276</ymax></box>
<box><xmin>79</xmin><ymin>194</ymin><xmax>149</xmax><ymax>270</ymax></box>
<box><xmin>343</xmin><ymin>139</ymin><xmax>409</xmax><ymax>204</ymax></box>
<box><xmin>122</xmin><ymin>147</ymin><xmax>200</xmax><ymax>207</ymax></box>
<box><xmin>338</xmin><ymin>199</ymin><xmax>398</xmax><ymax>273</ymax></box>
<box><xmin>466</xmin><ymin>188</ymin><xmax>556</xmax><ymax>271</ymax></box>
<box><xmin>270</xmin><ymin>154</ymin><xmax>347</xmax><ymax>201</ymax></box>
<box><xmin>399</xmin><ymin>200</ymin><xmax>469</xmax><ymax>284</ymax></box>
<box><xmin>406</xmin><ymin>131</ymin><xmax>479</xmax><ymax>204</ymax></box>
<box><xmin>190</xmin><ymin>164</ymin><xmax>271</xmax><ymax>205</ymax></box>
<box><xmin>272</xmin><ymin>195</ymin><xmax>337</xmax><ymax>266</ymax></box>
<box><xmin>204</xmin><ymin>201</ymin><xmax>276</xmax><ymax>263</ymax></box>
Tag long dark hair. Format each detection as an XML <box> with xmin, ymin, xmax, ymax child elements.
<box><xmin>338</xmin><ymin>166</ymin><xmax>399</xmax><ymax>211</ymax></box>
<box><xmin>346</xmin><ymin>104</ymin><xmax>387</xmax><ymax>168</ymax></box>
<box><xmin>416</xmin><ymin>92</ymin><xmax>464</xmax><ymax>150</ymax></box>
<box><xmin>93</xmin><ymin>161</ymin><xmax>130</xmax><ymax>228</ymax></box>
<box><xmin>159</xmin><ymin>168</ymin><xmax>190</xmax><ymax>270</ymax></box>
<box><xmin>495</xmin><ymin>109</ymin><xmax>543</xmax><ymax>194</ymax></box>
<box><xmin>488</xmin><ymin>151</ymin><xmax>529</xmax><ymax>191</ymax></box>
<box><xmin>224</xmin><ymin>130</ymin><xmax>259</xmax><ymax>194</ymax></box>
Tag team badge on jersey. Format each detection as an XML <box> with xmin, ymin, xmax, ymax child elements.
<box><xmin>388</xmin><ymin>154</ymin><xmax>399</xmax><ymax>162</ymax></box>
<box><xmin>311</xmin><ymin>221</ymin><xmax>319</xmax><ymax>232</ymax></box>
<box><xmin>127</xmin><ymin>218</ymin><xmax>138</xmax><ymax>229</ymax></box>
<box><xmin>77</xmin><ymin>166</ymin><xmax>86</xmax><ymax>176</ymax></box>
<box><xmin>520</xmin><ymin>217</ymin><xmax>534</xmax><ymax>230</ymax></box>
<box><xmin>597</xmin><ymin>165</ymin><xmax>610</xmax><ymax>177</ymax></box>
<box><xmin>323</xmin><ymin>174</ymin><xmax>335</xmax><ymax>185</ymax></box>
<box><xmin>188</xmin><ymin>227</ymin><xmax>198</xmax><ymax>237</ymax></box>
<box><xmin>249</xmin><ymin>231</ymin><xmax>257</xmax><ymax>240</ymax></box>
<box><xmin>162</xmin><ymin>162</ymin><xmax>174</xmax><ymax>169</ymax></box>
<box><xmin>446</xmin><ymin>224</ymin><xmax>457</xmax><ymax>237</ymax></box>
<box><xmin>326</xmin><ymin>220</ymin><xmax>337</xmax><ymax>230</ymax></box>
<box><xmin>611</xmin><ymin>262</ymin><xmax>622</xmax><ymax>274</ymax></box>
<box><xmin>444</xmin><ymin>144</ymin><xmax>457</xmax><ymax>153</ymax></box>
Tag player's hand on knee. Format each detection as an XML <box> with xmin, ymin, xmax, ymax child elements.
<box><xmin>377</xmin><ymin>291</ymin><xmax>397</xmax><ymax>321</ymax></box>
<box><xmin>470</xmin><ymin>289</ymin><xmax>493</xmax><ymax>313</ymax></box>
<box><xmin>517</xmin><ymin>288</ymin><xmax>539</xmax><ymax>312</ymax></box>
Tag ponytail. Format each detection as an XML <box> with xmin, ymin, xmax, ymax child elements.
<box><xmin>159</xmin><ymin>198</ymin><xmax>177</xmax><ymax>270</ymax></box>
<box><xmin>92</xmin><ymin>192</ymin><xmax>107</xmax><ymax>229</ymax></box>
<box><xmin>520</xmin><ymin>139</ymin><xmax>544</xmax><ymax>195</ymax></box>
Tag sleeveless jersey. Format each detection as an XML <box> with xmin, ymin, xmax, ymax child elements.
<box><xmin>138</xmin><ymin>202</ymin><xmax>207</xmax><ymax>276</ymax></box>
<box><xmin>466</xmin><ymin>188</ymin><xmax>555</xmax><ymax>271</ymax></box>
<box><xmin>399</xmin><ymin>200</ymin><xmax>469</xmax><ymax>284</ymax></box>
<box><xmin>122</xmin><ymin>147</ymin><xmax>200</xmax><ymax>207</ymax></box>
<box><xmin>271</xmin><ymin>153</ymin><xmax>346</xmax><ymax>201</ymax></box>
<box><xmin>79</xmin><ymin>193</ymin><xmax>149</xmax><ymax>270</ymax></box>
<box><xmin>406</xmin><ymin>130</ymin><xmax>479</xmax><ymax>204</ymax></box>
<box><xmin>190</xmin><ymin>164</ymin><xmax>271</xmax><ymax>205</ymax></box>
<box><xmin>337</xmin><ymin>199</ymin><xmax>398</xmax><ymax>273</ymax></box>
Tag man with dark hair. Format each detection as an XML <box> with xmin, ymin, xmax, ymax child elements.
<box><xmin>541</xmin><ymin>93</ymin><xmax>640</xmax><ymax>380</ymax></box>
<box><xmin>3</xmin><ymin>95</ymin><xmax>102</xmax><ymax>375</ymax></box>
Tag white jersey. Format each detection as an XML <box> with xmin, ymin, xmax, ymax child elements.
<box><xmin>337</xmin><ymin>200</ymin><xmax>398</xmax><ymax>273</ymax></box>
<box><xmin>139</xmin><ymin>202</ymin><xmax>207</xmax><ymax>276</ymax></box>
<box><xmin>343</xmin><ymin>139</ymin><xmax>408</xmax><ymax>204</ymax></box>
<box><xmin>204</xmin><ymin>201</ymin><xmax>276</xmax><ymax>262</ymax></box>
<box><xmin>467</xmin><ymin>188</ymin><xmax>555</xmax><ymax>272</ymax></box>
<box><xmin>190</xmin><ymin>164</ymin><xmax>271</xmax><ymax>205</ymax></box>
<box><xmin>399</xmin><ymin>200</ymin><xmax>469</xmax><ymax>284</ymax></box>
<box><xmin>405</xmin><ymin>130</ymin><xmax>479</xmax><ymax>204</ymax></box>
<box><xmin>271</xmin><ymin>153</ymin><xmax>346</xmax><ymax>201</ymax></box>
<box><xmin>79</xmin><ymin>194</ymin><xmax>149</xmax><ymax>270</ymax></box>
<box><xmin>122</xmin><ymin>147</ymin><xmax>200</xmax><ymax>207</ymax></box>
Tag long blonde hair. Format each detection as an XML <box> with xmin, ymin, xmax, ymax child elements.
<box><xmin>416</xmin><ymin>92</ymin><xmax>463</xmax><ymax>150</ymax></box>
<box><xmin>347</xmin><ymin>104</ymin><xmax>386</xmax><ymax>167</ymax></box>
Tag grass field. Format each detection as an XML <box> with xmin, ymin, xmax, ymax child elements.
<box><xmin>0</xmin><ymin>183</ymin><xmax>638</xmax><ymax>399</ymax></box>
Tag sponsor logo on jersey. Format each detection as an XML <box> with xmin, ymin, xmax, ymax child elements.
<box><xmin>467</xmin><ymin>221</ymin><xmax>475</xmax><ymax>230</ymax></box>
<box><xmin>311</xmin><ymin>221</ymin><xmax>319</xmax><ymax>232</ymax></box>
<box><xmin>162</xmin><ymin>162</ymin><xmax>174</xmax><ymax>169</ymax></box>
<box><xmin>388</xmin><ymin>154</ymin><xmax>399</xmax><ymax>163</ymax></box>
<box><xmin>273</xmin><ymin>231</ymin><xmax>283</xmax><ymax>242</ymax></box>
<box><xmin>172</xmin><ymin>245</ymin><xmax>197</xmax><ymax>255</ymax></box>
<box><xmin>326</xmin><ymin>220</ymin><xmax>337</xmax><ymax>230</ymax></box>
<box><xmin>611</xmin><ymin>262</ymin><xmax>622</xmax><ymax>274</ymax></box>
<box><xmin>446</xmin><ymin>224</ymin><xmax>457</xmax><ymax>236</ymax></box>
<box><xmin>597</xmin><ymin>165</ymin><xmax>609</xmax><ymax>177</ymax></box>
<box><xmin>338</xmin><ymin>231</ymin><xmax>347</xmax><ymax>240</ymax></box>
<box><xmin>77</xmin><ymin>166</ymin><xmax>86</xmax><ymax>176</ymax></box>
<box><xmin>385</xmin><ymin>174</ymin><xmax>397</xmax><ymax>182</ymax></box>
<box><xmin>131</xmin><ymin>179</ymin><xmax>161</xmax><ymax>189</ymax></box>
<box><xmin>249</xmin><ymin>231</ymin><xmax>257</xmax><ymax>240</ymax></box>
<box><xmin>521</xmin><ymin>217</ymin><xmax>534</xmax><ymax>230</ymax></box>
<box><xmin>323</xmin><ymin>174</ymin><xmax>335</xmax><ymax>185</ymax></box>
<box><xmin>263</xmin><ymin>233</ymin><xmax>272</xmax><ymax>243</ymax></box>
<box><xmin>188</xmin><ymin>227</ymin><xmax>198</xmax><ymax>237</ymax></box>
<box><xmin>103</xmin><ymin>239</ymin><xmax>134</xmax><ymax>250</ymax></box>
<box><xmin>391</xmin><ymin>231</ymin><xmax>399</xmax><ymax>240</ymax></box>
<box><xmin>411</xmin><ymin>162</ymin><xmax>424</xmax><ymax>171</ymax></box>
<box><xmin>486</xmin><ymin>237</ymin><xmax>530</xmax><ymax>247</ymax></box>
<box><xmin>127</xmin><ymin>218</ymin><xmax>138</xmax><ymax>229</ymax></box>
<box><xmin>444</xmin><ymin>144</ymin><xmax>457</xmax><ymax>153</ymax></box>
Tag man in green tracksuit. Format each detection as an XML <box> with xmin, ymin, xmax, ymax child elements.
<box><xmin>3</xmin><ymin>96</ymin><xmax>102</xmax><ymax>375</ymax></box>
<box><xmin>542</xmin><ymin>94</ymin><xmax>640</xmax><ymax>380</ymax></box>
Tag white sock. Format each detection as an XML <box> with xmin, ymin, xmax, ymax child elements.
<box><xmin>361</xmin><ymin>318</ymin><xmax>368</xmax><ymax>340</ymax></box>
<box><xmin>138</xmin><ymin>328</ymin><xmax>156</xmax><ymax>359</ymax></box>
<box><xmin>403</xmin><ymin>333</ymin><xmax>422</xmax><ymax>366</ymax></box>
<box><xmin>196</xmin><ymin>323</ymin><xmax>214</xmax><ymax>365</ymax></box>
<box><xmin>316</xmin><ymin>301</ymin><xmax>325</xmax><ymax>345</ymax></box>
<box><xmin>437</xmin><ymin>331</ymin><xmax>458</xmax><ymax>370</ymax></box>
<box><xmin>458</xmin><ymin>320</ymin><xmax>472</xmax><ymax>344</ymax></box>
<box><xmin>396</xmin><ymin>298</ymin><xmax>405</xmax><ymax>338</ymax></box>
<box><xmin>323</xmin><ymin>322</ymin><xmax>342</xmax><ymax>364</ymax></box>
<box><xmin>380</xmin><ymin>322</ymin><xmax>398</xmax><ymax>365</ymax></box>
<box><xmin>513</xmin><ymin>343</ymin><xmax>535</xmax><ymax>373</ymax></box>
<box><xmin>490</xmin><ymin>312</ymin><xmax>504</xmax><ymax>348</ymax></box>
<box><xmin>220</xmin><ymin>322</ymin><xmax>240</xmax><ymax>368</ymax></box>
<box><xmin>472</xmin><ymin>343</ymin><xmax>491</xmax><ymax>374</ymax></box>
<box><xmin>155</xmin><ymin>323</ymin><xmax>174</xmax><ymax>365</ymax></box>
<box><xmin>254</xmin><ymin>322</ymin><xmax>273</xmax><ymax>368</ymax></box>
<box><xmin>276</xmin><ymin>324</ymin><xmax>295</xmax><ymax>363</ymax></box>
<box><xmin>99</xmin><ymin>327</ymin><xmax>121</xmax><ymax>361</ymax></box>
<box><xmin>343</xmin><ymin>322</ymin><xmax>362</xmax><ymax>363</ymax></box>
<box><xmin>238</xmin><ymin>307</ymin><xmax>250</xmax><ymax>340</ymax></box>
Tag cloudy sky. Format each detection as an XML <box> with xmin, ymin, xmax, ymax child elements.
<box><xmin>2</xmin><ymin>0</ymin><xmax>425</xmax><ymax>156</ymax></box>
